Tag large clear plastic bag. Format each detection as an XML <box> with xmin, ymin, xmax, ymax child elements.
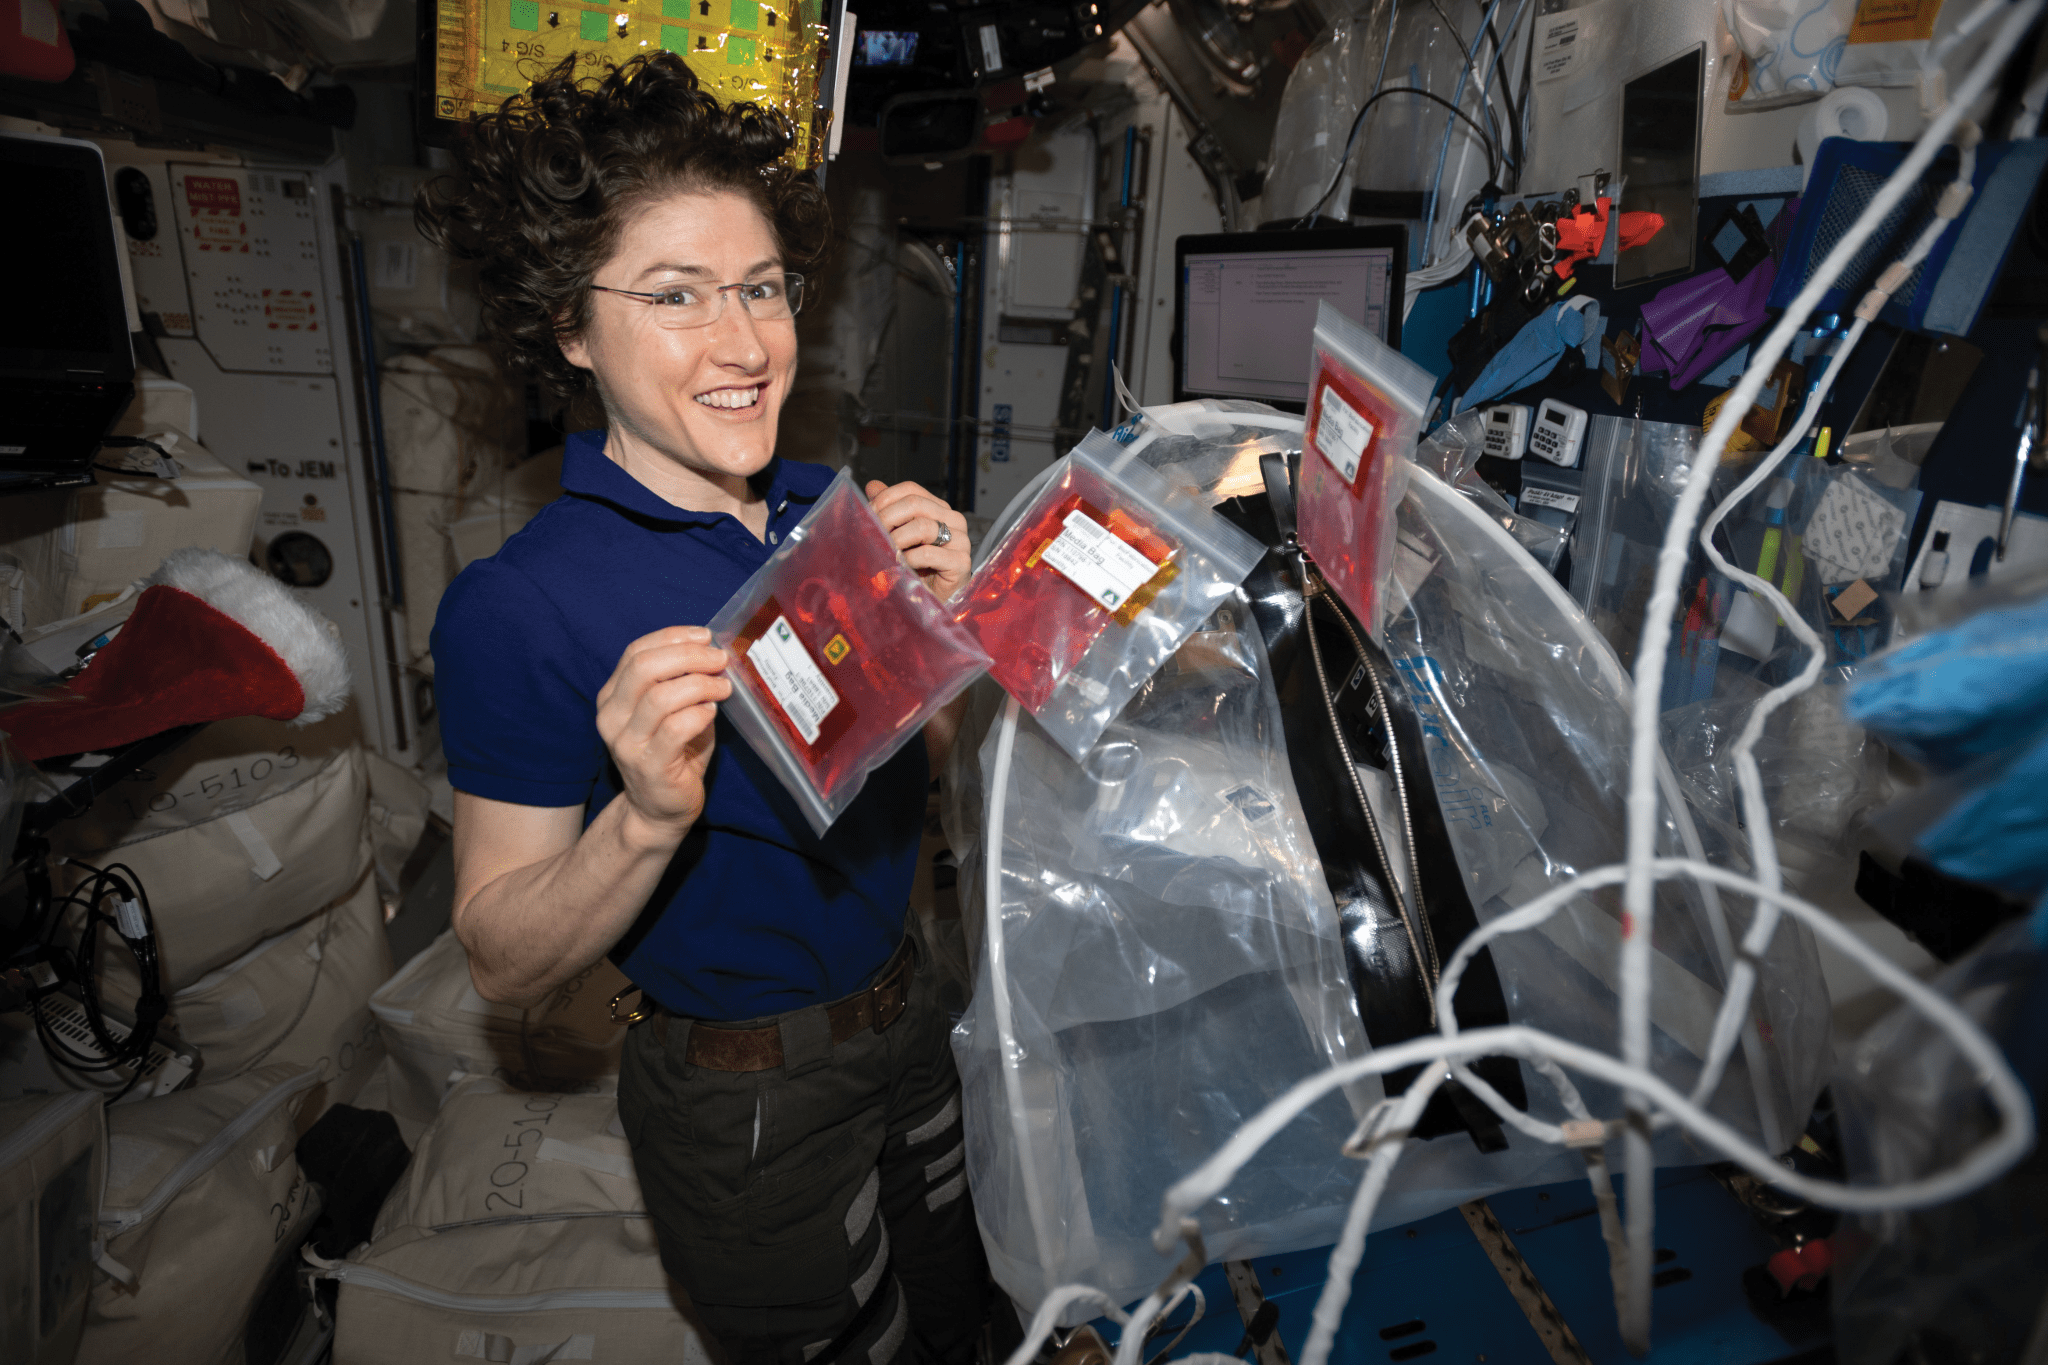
<box><xmin>947</xmin><ymin>599</ymin><xmax>1370</xmax><ymax>1318</ymax></box>
<box><xmin>1385</xmin><ymin>466</ymin><xmax>1833</xmax><ymax>1161</ymax></box>
<box><xmin>1830</xmin><ymin>921</ymin><xmax>2048</xmax><ymax>1365</ymax></box>
<box><xmin>947</xmin><ymin>403</ymin><xmax>1834</xmax><ymax>1317</ymax></box>
<box><xmin>1260</xmin><ymin>0</ymin><xmax>1494</xmax><ymax>267</ymax></box>
<box><xmin>1260</xmin><ymin>0</ymin><xmax>1397</xmax><ymax>226</ymax></box>
<box><xmin>1569</xmin><ymin>416</ymin><xmax>1905</xmax><ymax>878</ymax></box>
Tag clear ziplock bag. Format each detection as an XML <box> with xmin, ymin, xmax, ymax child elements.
<box><xmin>1299</xmin><ymin>299</ymin><xmax>1435</xmax><ymax>636</ymax></box>
<box><xmin>708</xmin><ymin>469</ymin><xmax>991</xmax><ymax>836</ymax></box>
<box><xmin>952</xmin><ymin>431</ymin><xmax>1264</xmax><ymax>762</ymax></box>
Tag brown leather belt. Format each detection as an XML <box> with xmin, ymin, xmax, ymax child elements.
<box><xmin>644</xmin><ymin>936</ymin><xmax>916</xmax><ymax>1073</ymax></box>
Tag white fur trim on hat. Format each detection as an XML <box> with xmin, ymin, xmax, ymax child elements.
<box><xmin>146</xmin><ymin>548</ymin><xmax>352</xmax><ymax>723</ymax></box>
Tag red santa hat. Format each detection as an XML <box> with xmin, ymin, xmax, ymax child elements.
<box><xmin>2</xmin><ymin>549</ymin><xmax>351</xmax><ymax>763</ymax></box>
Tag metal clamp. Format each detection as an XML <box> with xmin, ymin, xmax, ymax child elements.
<box><xmin>610</xmin><ymin>986</ymin><xmax>651</xmax><ymax>1026</ymax></box>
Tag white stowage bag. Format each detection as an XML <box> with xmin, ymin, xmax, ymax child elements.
<box><xmin>364</xmin><ymin>749</ymin><xmax>433</xmax><ymax>906</ymax></box>
<box><xmin>55</xmin><ymin>740</ymin><xmax>374</xmax><ymax>992</ymax></box>
<box><xmin>1</xmin><ymin>435</ymin><xmax>262</xmax><ymax>631</ymax></box>
<box><xmin>379</xmin><ymin>347</ymin><xmax>525</xmax><ymax>674</ymax></box>
<box><xmin>153</xmin><ymin>870</ymin><xmax>391</xmax><ymax>1115</ymax></box>
<box><xmin>329</xmin><ymin>1077</ymin><xmax>713</xmax><ymax>1365</ymax></box>
<box><xmin>48</xmin><ymin>708</ymin><xmax>362</xmax><ymax>851</ymax></box>
<box><xmin>370</xmin><ymin>930</ymin><xmax>628</xmax><ymax>1131</ymax></box>
<box><xmin>78</xmin><ymin>1066</ymin><xmax>322</xmax><ymax>1365</ymax></box>
<box><xmin>0</xmin><ymin>1090</ymin><xmax>105</xmax><ymax>1365</ymax></box>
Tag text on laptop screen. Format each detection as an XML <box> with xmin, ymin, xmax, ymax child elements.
<box><xmin>1180</xmin><ymin>246</ymin><xmax>1395</xmax><ymax>403</ymax></box>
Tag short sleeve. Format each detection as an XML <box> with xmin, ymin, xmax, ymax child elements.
<box><xmin>431</xmin><ymin>558</ymin><xmax>605</xmax><ymax>808</ymax></box>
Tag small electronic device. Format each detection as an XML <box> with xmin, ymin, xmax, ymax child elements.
<box><xmin>1527</xmin><ymin>398</ymin><xmax>1588</xmax><ymax>467</ymax></box>
<box><xmin>1483</xmin><ymin>404</ymin><xmax>1530</xmax><ymax>460</ymax></box>
<box><xmin>1174</xmin><ymin>225</ymin><xmax>1406</xmax><ymax>411</ymax></box>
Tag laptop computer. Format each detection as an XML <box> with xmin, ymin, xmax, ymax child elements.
<box><xmin>1173</xmin><ymin>224</ymin><xmax>1406</xmax><ymax>414</ymax></box>
<box><xmin>0</xmin><ymin>132</ymin><xmax>136</xmax><ymax>492</ymax></box>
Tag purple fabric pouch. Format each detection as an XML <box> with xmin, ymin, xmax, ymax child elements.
<box><xmin>1638</xmin><ymin>256</ymin><xmax>1779</xmax><ymax>390</ymax></box>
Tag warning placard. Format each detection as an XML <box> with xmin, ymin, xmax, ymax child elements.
<box><xmin>186</xmin><ymin>174</ymin><xmax>247</xmax><ymax>253</ymax></box>
<box><xmin>263</xmin><ymin>289</ymin><xmax>319</xmax><ymax>332</ymax></box>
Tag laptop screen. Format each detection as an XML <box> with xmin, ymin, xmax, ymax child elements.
<box><xmin>1175</xmin><ymin>226</ymin><xmax>1405</xmax><ymax>409</ymax></box>
<box><xmin>0</xmin><ymin>135</ymin><xmax>132</xmax><ymax>377</ymax></box>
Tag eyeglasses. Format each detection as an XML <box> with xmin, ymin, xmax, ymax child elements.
<box><xmin>589</xmin><ymin>272</ymin><xmax>805</xmax><ymax>329</ymax></box>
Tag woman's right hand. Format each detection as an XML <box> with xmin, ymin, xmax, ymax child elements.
<box><xmin>594</xmin><ymin>625</ymin><xmax>732</xmax><ymax>844</ymax></box>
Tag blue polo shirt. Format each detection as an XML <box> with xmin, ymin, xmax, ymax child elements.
<box><xmin>430</xmin><ymin>430</ymin><xmax>926</xmax><ymax>1022</ymax></box>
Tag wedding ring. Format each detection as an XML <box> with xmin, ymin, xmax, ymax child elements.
<box><xmin>933</xmin><ymin>522</ymin><xmax>953</xmax><ymax>547</ymax></box>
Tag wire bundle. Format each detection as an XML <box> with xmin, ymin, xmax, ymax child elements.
<box><xmin>31</xmin><ymin>858</ymin><xmax>169</xmax><ymax>1104</ymax></box>
<box><xmin>990</xmin><ymin>4</ymin><xmax>2045</xmax><ymax>1360</ymax></box>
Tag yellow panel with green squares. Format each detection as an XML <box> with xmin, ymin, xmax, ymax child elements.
<box><xmin>431</xmin><ymin>0</ymin><xmax>830</xmax><ymax>165</ymax></box>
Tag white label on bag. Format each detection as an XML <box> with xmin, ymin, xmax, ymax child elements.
<box><xmin>1537</xmin><ymin>15</ymin><xmax>1581</xmax><ymax>82</ymax></box>
<box><xmin>1314</xmin><ymin>386</ymin><xmax>1374</xmax><ymax>484</ymax></box>
<box><xmin>1520</xmin><ymin>486</ymin><xmax>1581</xmax><ymax>513</ymax></box>
<box><xmin>749</xmin><ymin>615</ymin><xmax>840</xmax><ymax>745</ymax></box>
<box><xmin>1041</xmin><ymin>510</ymin><xmax>1161</xmax><ymax>612</ymax></box>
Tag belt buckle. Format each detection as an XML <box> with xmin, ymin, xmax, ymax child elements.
<box><xmin>868</xmin><ymin>971</ymin><xmax>905</xmax><ymax>1035</ymax></box>
<box><xmin>610</xmin><ymin>986</ymin><xmax>652</xmax><ymax>1026</ymax></box>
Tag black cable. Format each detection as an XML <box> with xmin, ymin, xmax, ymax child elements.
<box><xmin>1485</xmin><ymin>13</ymin><xmax>1525</xmax><ymax>183</ymax></box>
<box><xmin>29</xmin><ymin>859</ymin><xmax>166</xmax><ymax>1100</ymax></box>
<box><xmin>1426</xmin><ymin>0</ymin><xmax>1515</xmax><ymax>175</ymax></box>
<box><xmin>1293</xmin><ymin>86</ymin><xmax>1501</xmax><ymax>229</ymax></box>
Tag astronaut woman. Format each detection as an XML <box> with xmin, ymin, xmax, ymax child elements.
<box><xmin>423</xmin><ymin>51</ymin><xmax>989</xmax><ymax>1365</ymax></box>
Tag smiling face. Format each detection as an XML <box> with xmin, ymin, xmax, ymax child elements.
<box><xmin>558</xmin><ymin>188</ymin><xmax>797</xmax><ymax>505</ymax></box>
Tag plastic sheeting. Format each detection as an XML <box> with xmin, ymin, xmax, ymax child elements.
<box><xmin>949</xmin><ymin>403</ymin><xmax>1832</xmax><ymax>1316</ymax></box>
<box><xmin>1831</xmin><ymin>922</ymin><xmax>2048</xmax><ymax>1365</ymax></box>
<box><xmin>1262</xmin><ymin>0</ymin><xmax>1496</xmax><ymax>266</ymax></box>
<box><xmin>948</xmin><ymin>602</ymin><xmax>1370</xmax><ymax>1316</ymax></box>
<box><xmin>1524</xmin><ymin>0</ymin><xmax>1723</xmax><ymax>198</ymax></box>
<box><xmin>1385</xmin><ymin>465</ymin><xmax>1830</xmax><ymax>1158</ymax></box>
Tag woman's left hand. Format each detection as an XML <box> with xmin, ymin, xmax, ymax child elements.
<box><xmin>867</xmin><ymin>480</ymin><xmax>973</xmax><ymax>602</ymax></box>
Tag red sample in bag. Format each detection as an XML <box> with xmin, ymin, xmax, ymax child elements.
<box><xmin>952</xmin><ymin>476</ymin><xmax>1178</xmax><ymax>712</ymax></box>
<box><xmin>1297</xmin><ymin>301</ymin><xmax>1434</xmax><ymax>633</ymax></box>
<box><xmin>710</xmin><ymin>470</ymin><xmax>990</xmax><ymax>834</ymax></box>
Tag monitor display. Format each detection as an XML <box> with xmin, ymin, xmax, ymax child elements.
<box><xmin>858</xmin><ymin>29</ymin><xmax>919</xmax><ymax>66</ymax></box>
<box><xmin>0</xmin><ymin>135</ymin><xmax>131</xmax><ymax>375</ymax></box>
<box><xmin>1175</xmin><ymin>227</ymin><xmax>1404</xmax><ymax>408</ymax></box>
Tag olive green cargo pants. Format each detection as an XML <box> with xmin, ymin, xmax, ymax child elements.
<box><xmin>618</xmin><ymin>929</ymin><xmax>989</xmax><ymax>1365</ymax></box>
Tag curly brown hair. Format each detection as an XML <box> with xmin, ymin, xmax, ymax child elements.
<box><xmin>417</xmin><ymin>52</ymin><xmax>830</xmax><ymax>400</ymax></box>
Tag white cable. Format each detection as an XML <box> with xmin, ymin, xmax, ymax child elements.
<box><xmin>1112</xmin><ymin>1279</ymin><xmax>1203</xmax><ymax>1365</ymax></box>
<box><xmin>1159</xmin><ymin>859</ymin><xmax>2032</xmax><ymax>1235</ymax></box>
<box><xmin>1300</xmin><ymin>1066</ymin><xmax>1447</xmax><ymax>1365</ymax></box>
<box><xmin>2015</xmin><ymin>59</ymin><xmax>2048</xmax><ymax>136</ymax></box>
<box><xmin>1002</xmin><ymin>1288</ymin><xmax>1132</xmax><ymax>1365</ymax></box>
<box><xmin>986</xmin><ymin>695</ymin><xmax>1058</xmax><ymax>1282</ymax></box>
<box><xmin>1680</xmin><ymin>134</ymin><xmax>1973</xmax><ymax>1114</ymax></box>
<box><xmin>1614</xmin><ymin>3</ymin><xmax>2038</xmax><ymax>1345</ymax></box>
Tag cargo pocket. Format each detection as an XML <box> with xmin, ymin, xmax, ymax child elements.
<box><xmin>674</xmin><ymin>1108</ymin><xmax>883</xmax><ymax>1308</ymax></box>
